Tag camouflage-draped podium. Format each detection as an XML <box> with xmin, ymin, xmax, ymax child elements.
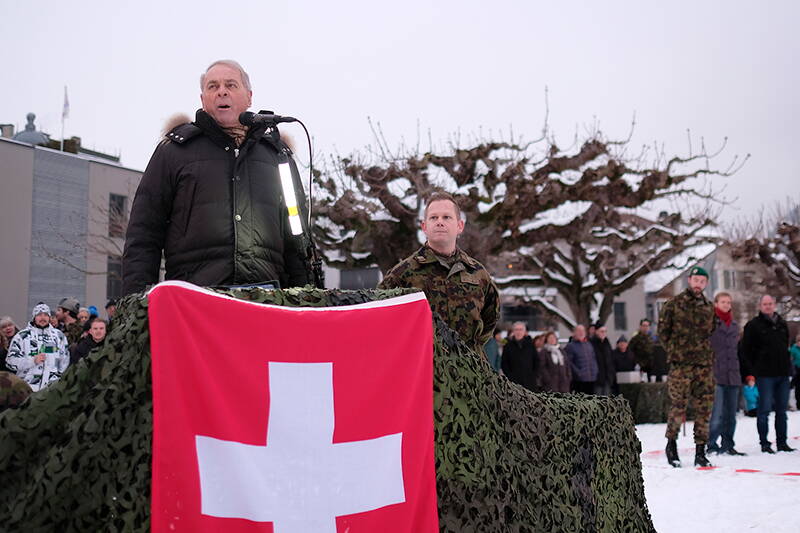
<box><xmin>0</xmin><ymin>288</ymin><xmax>655</xmax><ymax>532</ymax></box>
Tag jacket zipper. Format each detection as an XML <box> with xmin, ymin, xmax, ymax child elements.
<box><xmin>232</xmin><ymin>147</ymin><xmax>239</xmax><ymax>283</ymax></box>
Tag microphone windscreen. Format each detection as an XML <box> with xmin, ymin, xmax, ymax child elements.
<box><xmin>239</xmin><ymin>111</ymin><xmax>255</xmax><ymax>126</ymax></box>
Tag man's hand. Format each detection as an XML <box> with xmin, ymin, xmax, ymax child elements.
<box><xmin>34</xmin><ymin>354</ymin><xmax>46</xmax><ymax>365</ymax></box>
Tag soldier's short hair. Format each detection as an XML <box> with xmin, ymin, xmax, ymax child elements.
<box><xmin>424</xmin><ymin>191</ymin><xmax>461</xmax><ymax>220</ymax></box>
<box><xmin>714</xmin><ymin>292</ymin><xmax>732</xmax><ymax>303</ymax></box>
<box><xmin>639</xmin><ymin>318</ymin><xmax>651</xmax><ymax>325</ymax></box>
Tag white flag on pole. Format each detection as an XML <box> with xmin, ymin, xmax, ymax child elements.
<box><xmin>62</xmin><ymin>86</ymin><xmax>70</xmax><ymax>120</ymax></box>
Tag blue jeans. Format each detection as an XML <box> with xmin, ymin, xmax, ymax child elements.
<box><xmin>756</xmin><ymin>376</ymin><xmax>791</xmax><ymax>446</ymax></box>
<box><xmin>707</xmin><ymin>385</ymin><xmax>740</xmax><ymax>451</ymax></box>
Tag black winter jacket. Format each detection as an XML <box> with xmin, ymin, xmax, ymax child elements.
<box><xmin>590</xmin><ymin>336</ymin><xmax>616</xmax><ymax>387</ymax></box>
<box><xmin>501</xmin><ymin>336</ymin><xmax>538</xmax><ymax>391</ymax></box>
<box><xmin>122</xmin><ymin>110</ymin><xmax>308</xmax><ymax>295</ymax></box>
<box><xmin>742</xmin><ymin>312</ymin><xmax>791</xmax><ymax>377</ymax></box>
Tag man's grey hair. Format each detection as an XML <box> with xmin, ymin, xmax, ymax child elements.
<box><xmin>512</xmin><ymin>321</ymin><xmax>527</xmax><ymax>330</ymax></box>
<box><xmin>759</xmin><ymin>294</ymin><xmax>776</xmax><ymax>305</ymax></box>
<box><xmin>200</xmin><ymin>59</ymin><xmax>252</xmax><ymax>91</ymax></box>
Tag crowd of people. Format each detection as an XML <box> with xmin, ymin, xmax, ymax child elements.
<box><xmin>1</xmin><ymin>298</ymin><xmax>116</xmax><ymax>393</ymax></box>
<box><xmin>485</xmin><ymin>268</ymin><xmax>800</xmax><ymax>468</ymax></box>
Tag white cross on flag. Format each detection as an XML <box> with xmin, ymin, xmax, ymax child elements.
<box><xmin>148</xmin><ymin>281</ymin><xmax>439</xmax><ymax>532</ymax></box>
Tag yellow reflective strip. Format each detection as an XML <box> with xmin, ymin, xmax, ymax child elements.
<box><xmin>288</xmin><ymin>206</ymin><xmax>299</xmax><ymax>216</ymax></box>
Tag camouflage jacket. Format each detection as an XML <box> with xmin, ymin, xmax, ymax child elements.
<box><xmin>378</xmin><ymin>245</ymin><xmax>500</xmax><ymax>352</ymax></box>
<box><xmin>658</xmin><ymin>288</ymin><xmax>714</xmax><ymax>366</ymax></box>
<box><xmin>61</xmin><ymin>321</ymin><xmax>84</xmax><ymax>349</ymax></box>
<box><xmin>628</xmin><ymin>332</ymin><xmax>655</xmax><ymax>372</ymax></box>
<box><xmin>6</xmin><ymin>322</ymin><xmax>70</xmax><ymax>392</ymax></box>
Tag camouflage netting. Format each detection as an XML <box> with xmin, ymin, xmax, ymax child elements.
<box><xmin>619</xmin><ymin>383</ymin><xmax>697</xmax><ymax>425</ymax></box>
<box><xmin>0</xmin><ymin>287</ymin><xmax>654</xmax><ymax>532</ymax></box>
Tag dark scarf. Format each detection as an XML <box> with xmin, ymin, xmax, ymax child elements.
<box><xmin>194</xmin><ymin>109</ymin><xmax>252</xmax><ymax>148</ymax></box>
<box><xmin>715</xmin><ymin>307</ymin><xmax>732</xmax><ymax>326</ymax></box>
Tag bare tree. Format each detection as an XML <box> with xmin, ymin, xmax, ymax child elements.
<box><xmin>729</xmin><ymin>199</ymin><xmax>800</xmax><ymax>311</ymax></box>
<box><xmin>314</xmin><ymin>119</ymin><xmax>746</xmax><ymax>328</ymax></box>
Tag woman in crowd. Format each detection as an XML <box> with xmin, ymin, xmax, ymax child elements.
<box><xmin>1</xmin><ymin>316</ymin><xmax>20</xmax><ymax>373</ymax></box>
<box><xmin>538</xmin><ymin>331</ymin><xmax>572</xmax><ymax>393</ymax></box>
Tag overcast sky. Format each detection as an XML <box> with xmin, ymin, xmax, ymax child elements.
<box><xmin>2</xmin><ymin>0</ymin><xmax>797</xmax><ymax>222</ymax></box>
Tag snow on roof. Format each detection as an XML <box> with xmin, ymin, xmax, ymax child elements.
<box><xmin>643</xmin><ymin>243</ymin><xmax>717</xmax><ymax>293</ymax></box>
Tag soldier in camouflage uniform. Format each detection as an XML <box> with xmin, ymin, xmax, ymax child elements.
<box><xmin>628</xmin><ymin>318</ymin><xmax>655</xmax><ymax>375</ymax></box>
<box><xmin>379</xmin><ymin>192</ymin><xmax>499</xmax><ymax>353</ymax></box>
<box><xmin>658</xmin><ymin>266</ymin><xmax>715</xmax><ymax>468</ymax></box>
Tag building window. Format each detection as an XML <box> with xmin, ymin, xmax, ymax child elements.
<box><xmin>107</xmin><ymin>256</ymin><xmax>122</xmax><ymax>300</ymax></box>
<box><xmin>109</xmin><ymin>194</ymin><xmax>128</xmax><ymax>238</ymax></box>
<box><xmin>723</xmin><ymin>270</ymin><xmax>738</xmax><ymax>290</ymax></box>
<box><xmin>613</xmin><ymin>302</ymin><xmax>627</xmax><ymax>331</ymax></box>
<box><xmin>500</xmin><ymin>304</ymin><xmax>551</xmax><ymax>332</ymax></box>
<box><xmin>340</xmin><ymin>267</ymin><xmax>380</xmax><ymax>289</ymax></box>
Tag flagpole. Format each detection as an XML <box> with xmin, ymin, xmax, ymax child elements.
<box><xmin>61</xmin><ymin>86</ymin><xmax>69</xmax><ymax>151</ymax></box>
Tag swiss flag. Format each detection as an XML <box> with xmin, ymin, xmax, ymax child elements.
<box><xmin>149</xmin><ymin>281</ymin><xmax>439</xmax><ymax>532</ymax></box>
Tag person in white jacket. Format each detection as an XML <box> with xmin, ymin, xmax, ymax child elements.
<box><xmin>5</xmin><ymin>303</ymin><xmax>70</xmax><ymax>392</ymax></box>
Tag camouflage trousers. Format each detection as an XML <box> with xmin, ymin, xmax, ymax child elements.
<box><xmin>665</xmin><ymin>364</ymin><xmax>715</xmax><ymax>444</ymax></box>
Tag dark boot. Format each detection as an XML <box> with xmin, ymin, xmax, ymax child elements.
<box><xmin>694</xmin><ymin>444</ymin><xmax>712</xmax><ymax>467</ymax></box>
<box><xmin>666</xmin><ymin>438</ymin><xmax>681</xmax><ymax>467</ymax></box>
<box><xmin>761</xmin><ymin>443</ymin><xmax>775</xmax><ymax>454</ymax></box>
<box><xmin>776</xmin><ymin>442</ymin><xmax>796</xmax><ymax>452</ymax></box>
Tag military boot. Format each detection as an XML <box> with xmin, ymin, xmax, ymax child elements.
<box><xmin>694</xmin><ymin>444</ymin><xmax>712</xmax><ymax>467</ymax></box>
<box><xmin>666</xmin><ymin>438</ymin><xmax>681</xmax><ymax>467</ymax></box>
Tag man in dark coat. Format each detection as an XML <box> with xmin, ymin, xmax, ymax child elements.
<box><xmin>590</xmin><ymin>325</ymin><xmax>616</xmax><ymax>396</ymax></box>
<box><xmin>612</xmin><ymin>335</ymin><xmax>636</xmax><ymax>372</ymax></box>
<box><xmin>629</xmin><ymin>318</ymin><xmax>655</xmax><ymax>375</ymax></box>
<box><xmin>501</xmin><ymin>322</ymin><xmax>538</xmax><ymax>392</ymax></box>
<box><xmin>659</xmin><ymin>266</ymin><xmax>715</xmax><ymax>468</ymax></box>
<box><xmin>122</xmin><ymin>59</ymin><xmax>308</xmax><ymax>295</ymax></box>
<box><xmin>71</xmin><ymin>318</ymin><xmax>107</xmax><ymax>366</ymax></box>
<box><xmin>565</xmin><ymin>324</ymin><xmax>598</xmax><ymax>394</ymax></box>
<box><xmin>707</xmin><ymin>292</ymin><xmax>744</xmax><ymax>456</ymax></box>
<box><xmin>741</xmin><ymin>294</ymin><xmax>795</xmax><ymax>453</ymax></box>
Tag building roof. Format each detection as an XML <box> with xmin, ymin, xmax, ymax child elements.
<box><xmin>11</xmin><ymin>113</ymin><xmax>49</xmax><ymax>146</ymax></box>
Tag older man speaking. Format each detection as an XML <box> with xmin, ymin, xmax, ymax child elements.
<box><xmin>123</xmin><ymin>60</ymin><xmax>308</xmax><ymax>294</ymax></box>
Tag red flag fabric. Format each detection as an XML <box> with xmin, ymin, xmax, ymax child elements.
<box><xmin>149</xmin><ymin>281</ymin><xmax>438</xmax><ymax>533</ymax></box>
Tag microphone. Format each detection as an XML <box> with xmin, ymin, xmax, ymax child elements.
<box><xmin>239</xmin><ymin>111</ymin><xmax>297</xmax><ymax>126</ymax></box>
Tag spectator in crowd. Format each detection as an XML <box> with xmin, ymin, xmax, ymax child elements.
<box><xmin>565</xmin><ymin>324</ymin><xmax>598</xmax><ymax>394</ymax></box>
<box><xmin>56</xmin><ymin>297</ymin><xmax>83</xmax><ymax>349</ymax></box>
<box><xmin>741</xmin><ymin>294</ymin><xmax>795</xmax><ymax>453</ymax></box>
<box><xmin>659</xmin><ymin>266</ymin><xmax>715</xmax><ymax>468</ymax></box>
<box><xmin>484</xmin><ymin>329</ymin><xmax>502</xmax><ymax>372</ymax></box>
<box><xmin>5</xmin><ymin>303</ymin><xmax>70</xmax><ymax>392</ymax></box>
<box><xmin>71</xmin><ymin>318</ymin><xmax>108</xmax><ymax>366</ymax></box>
<box><xmin>590</xmin><ymin>325</ymin><xmax>616</xmax><ymax>396</ymax></box>
<box><xmin>1</xmin><ymin>317</ymin><xmax>20</xmax><ymax>373</ymax></box>
<box><xmin>791</xmin><ymin>333</ymin><xmax>800</xmax><ymax>410</ymax></box>
<box><xmin>105</xmin><ymin>299</ymin><xmax>117</xmax><ymax>321</ymax></box>
<box><xmin>49</xmin><ymin>312</ymin><xmax>58</xmax><ymax>328</ymax></box>
<box><xmin>649</xmin><ymin>340</ymin><xmax>669</xmax><ymax>382</ymax></box>
<box><xmin>743</xmin><ymin>376</ymin><xmax>759</xmax><ymax>417</ymax></box>
<box><xmin>77</xmin><ymin>307</ymin><xmax>91</xmax><ymax>326</ymax></box>
<box><xmin>501</xmin><ymin>322</ymin><xmax>538</xmax><ymax>392</ymax></box>
<box><xmin>613</xmin><ymin>335</ymin><xmax>636</xmax><ymax>372</ymax></box>
<box><xmin>587</xmin><ymin>323</ymin><xmax>597</xmax><ymax>340</ymax></box>
<box><xmin>629</xmin><ymin>318</ymin><xmax>656</xmax><ymax>377</ymax></box>
<box><xmin>538</xmin><ymin>331</ymin><xmax>572</xmax><ymax>393</ymax></box>
<box><xmin>707</xmin><ymin>292</ymin><xmax>744</xmax><ymax>456</ymax></box>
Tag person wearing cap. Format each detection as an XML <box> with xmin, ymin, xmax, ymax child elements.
<box><xmin>658</xmin><ymin>265</ymin><xmax>715</xmax><ymax>468</ymax></box>
<box><xmin>5</xmin><ymin>303</ymin><xmax>70</xmax><ymax>392</ymax></box>
<box><xmin>105</xmin><ymin>299</ymin><xmax>117</xmax><ymax>321</ymax></box>
<box><xmin>612</xmin><ymin>335</ymin><xmax>636</xmax><ymax>372</ymax></box>
<box><xmin>55</xmin><ymin>297</ymin><xmax>83</xmax><ymax>349</ymax></box>
<box><xmin>741</xmin><ymin>294</ymin><xmax>795</xmax><ymax>453</ymax></box>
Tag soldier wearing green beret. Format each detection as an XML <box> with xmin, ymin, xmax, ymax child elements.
<box><xmin>659</xmin><ymin>266</ymin><xmax>716</xmax><ymax>468</ymax></box>
<box><xmin>379</xmin><ymin>192</ymin><xmax>499</xmax><ymax>354</ymax></box>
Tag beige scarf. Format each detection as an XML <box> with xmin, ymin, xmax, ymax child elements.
<box><xmin>223</xmin><ymin>125</ymin><xmax>249</xmax><ymax>147</ymax></box>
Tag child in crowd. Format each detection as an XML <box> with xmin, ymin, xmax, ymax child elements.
<box><xmin>743</xmin><ymin>375</ymin><xmax>759</xmax><ymax>417</ymax></box>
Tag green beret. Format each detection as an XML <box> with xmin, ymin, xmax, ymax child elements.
<box><xmin>689</xmin><ymin>266</ymin><xmax>709</xmax><ymax>279</ymax></box>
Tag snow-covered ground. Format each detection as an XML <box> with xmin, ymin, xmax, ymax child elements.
<box><xmin>638</xmin><ymin>411</ymin><xmax>800</xmax><ymax>532</ymax></box>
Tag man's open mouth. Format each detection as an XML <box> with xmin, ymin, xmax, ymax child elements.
<box><xmin>218</xmin><ymin>104</ymin><xmax>231</xmax><ymax>109</ymax></box>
